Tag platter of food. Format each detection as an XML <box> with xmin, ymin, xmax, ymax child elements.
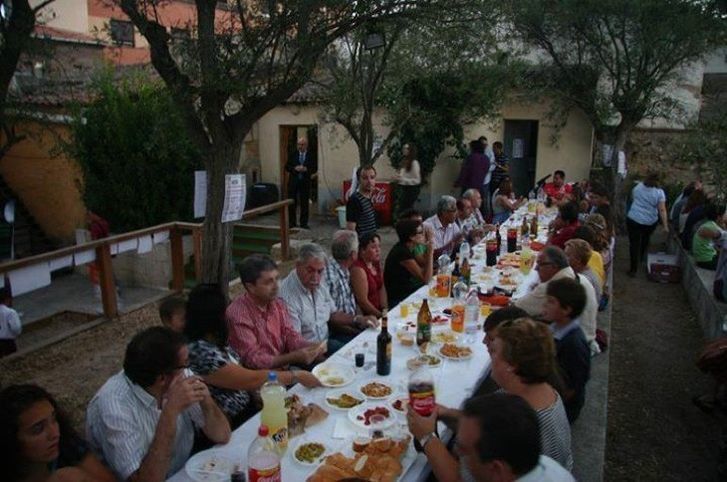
<box><xmin>439</xmin><ymin>343</ymin><xmax>473</xmax><ymax>361</ymax></box>
<box><xmin>325</xmin><ymin>389</ymin><xmax>365</xmax><ymax>411</ymax></box>
<box><xmin>291</xmin><ymin>439</ymin><xmax>331</xmax><ymax>466</ymax></box>
<box><xmin>430</xmin><ymin>331</ymin><xmax>459</xmax><ymax>345</ymax></box>
<box><xmin>312</xmin><ymin>363</ymin><xmax>356</xmax><ymax>388</ymax></box>
<box><xmin>358</xmin><ymin>380</ymin><xmax>394</xmax><ymax>399</ymax></box>
<box><xmin>347</xmin><ymin>403</ymin><xmax>396</xmax><ymax>430</ymax></box>
<box><xmin>406</xmin><ymin>354</ymin><xmax>442</xmax><ymax>370</ymax></box>
<box><xmin>185</xmin><ymin>449</ymin><xmax>237</xmax><ymax>481</ymax></box>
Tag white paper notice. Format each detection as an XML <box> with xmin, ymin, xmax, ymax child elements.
<box><xmin>194</xmin><ymin>170</ymin><xmax>207</xmax><ymax>219</ymax></box>
<box><xmin>137</xmin><ymin>235</ymin><xmax>153</xmax><ymax>254</ymax></box>
<box><xmin>49</xmin><ymin>255</ymin><xmax>73</xmax><ymax>272</ymax></box>
<box><xmin>74</xmin><ymin>249</ymin><xmax>96</xmax><ymax>266</ymax></box>
<box><xmin>110</xmin><ymin>244</ymin><xmax>119</xmax><ymax>255</ymax></box>
<box><xmin>602</xmin><ymin>144</ymin><xmax>614</xmax><ymax>167</ymax></box>
<box><xmin>512</xmin><ymin>138</ymin><xmax>524</xmax><ymax>159</ymax></box>
<box><xmin>116</xmin><ymin>239</ymin><xmax>138</xmax><ymax>254</ymax></box>
<box><xmin>617</xmin><ymin>150</ymin><xmax>628</xmax><ymax>178</ymax></box>
<box><xmin>221</xmin><ymin>174</ymin><xmax>246</xmax><ymax>223</ymax></box>
<box><xmin>153</xmin><ymin>231</ymin><xmax>170</xmax><ymax>245</ymax></box>
<box><xmin>8</xmin><ymin>264</ymin><xmax>51</xmax><ymax>296</ymax></box>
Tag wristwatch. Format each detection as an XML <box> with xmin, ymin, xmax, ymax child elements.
<box><xmin>418</xmin><ymin>432</ymin><xmax>437</xmax><ymax>450</ymax></box>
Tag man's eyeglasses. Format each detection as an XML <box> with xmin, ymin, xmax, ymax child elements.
<box><xmin>535</xmin><ymin>261</ymin><xmax>554</xmax><ymax>271</ymax></box>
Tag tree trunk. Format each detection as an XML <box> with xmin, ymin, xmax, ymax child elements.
<box><xmin>201</xmin><ymin>140</ymin><xmax>243</xmax><ymax>289</ymax></box>
<box><xmin>594</xmin><ymin>127</ymin><xmax>630</xmax><ymax>234</ymax></box>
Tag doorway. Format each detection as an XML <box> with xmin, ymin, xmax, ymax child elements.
<box><xmin>279</xmin><ymin>125</ymin><xmax>319</xmax><ymax>204</ymax></box>
<box><xmin>503</xmin><ymin>120</ymin><xmax>538</xmax><ymax>197</ymax></box>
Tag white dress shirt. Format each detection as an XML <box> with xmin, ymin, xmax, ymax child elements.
<box><xmin>86</xmin><ymin>371</ymin><xmax>205</xmax><ymax>480</ymax></box>
<box><xmin>279</xmin><ymin>269</ymin><xmax>335</xmax><ymax>343</ymax></box>
<box><xmin>424</xmin><ymin>214</ymin><xmax>462</xmax><ymax>255</ymax></box>
<box><xmin>0</xmin><ymin>304</ymin><xmax>22</xmax><ymax>339</ymax></box>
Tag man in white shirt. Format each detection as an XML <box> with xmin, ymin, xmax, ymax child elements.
<box><xmin>513</xmin><ymin>246</ymin><xmax>575</xmax><ymax>317</ymax></box>
<box><xmin>279</xmin><ymin>243</ymin><xmax>374</xmax><ymax>354</ymax></box>
<box><xmin>457</xmin><ymin>393</ymin><xmax>574</xmax><ymax>482</ymax></box>
<box><xmin>87</xmin><ymin>327</ymin><xmax>230</xmax><ymax>481</ymax></box>
<box><xmin>0</xmin><ymin>287</ymin><xmax>21</xmax><ymax>357</ymax></box>
<box><xmin>424</xmin><ymin>195</ymin><xmax>463</xmax><ymax>259</ymax></box>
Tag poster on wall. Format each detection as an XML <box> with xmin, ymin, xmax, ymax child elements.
<box><xmin>512</xmin><ymin>138</ymin><xmax>524</xmax><ymax>159</ymax></box>
<box><xmin>222</xmin><ymin>174</ymin><xmax>246</xmax><ymax>223</ymax></box>
<box><xmin>194</xmin><ymin>170</ymin><xmax>207</xmax><ymax>218</ymax></box>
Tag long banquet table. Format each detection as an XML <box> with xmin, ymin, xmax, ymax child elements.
<box><xmin>168</xmin><ymin>204</ymin><xmax>554</xmax><ymax>482</ymax></box>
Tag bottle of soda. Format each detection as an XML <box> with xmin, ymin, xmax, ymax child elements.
<box><xmin>486</xmin><ymin>239</ymin><xmax>498</xmax><ymax>267</ymax></box>
<box><xmin>451</xmin><ymin>280</ymin><xmax>467</xmax><ymax>333</ymax></box>
<box><xmin>417</xmin><ymin>299</ymin><xmax>432</xmax><ymax>347</ymax></box>
<box><xmin>247</xmin><ymin>425</ymin><xmax>281</xmax><ymax>482</ymax></box>
<box><xmin>409</xmin><ymin>367</ymin><xmax>437</xmax><ymax>452</ymax></box>
<box><xmin>376</xmin><ymin>309</ymin><xmax>392</xmax><ymax>376</ymax></box>
<box><xmin>260</xmin><ymin>373</ymin><xmax>288</xmax><ymax>453</ymax></box>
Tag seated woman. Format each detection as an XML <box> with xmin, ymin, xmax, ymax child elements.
<box><xmin>0</xmin><ymin>384</ymin><xmax>115</xmax><ymax>482</ymax></box>
<box><xmin>692</xmin><ymin>203</ymin><xmax>725</xmax><ymax>270</ymax></box>
<box><xmin>185</xmin><ymin>284</ymin><xmax>321</xmax><ymax>429</ymax></box>
<box><xmin>492</xmin><ymin>178</ymin><xmax>524</xmax><ymax>225</ymax></box>
<box><xmin>384</xmin><ymin>220</ymin><xmax>434</xmax><ymax>308</ymax></box>
<box><xmin>548</xmin><ymin>201</ymin><xmax>580</xmax><ymax>249</ymax></box>
<box><xmin>350</xmin><ymin>232</ymin><xmax>387</xmax><ymax>317</ymax></box>
<box><xmin>407</xmin><ymin>318</ymin><xmax>573</xmax><ymax>479</ymax></box>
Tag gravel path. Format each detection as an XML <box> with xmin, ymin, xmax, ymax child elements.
<box><xmin>605</xmin><ymin>232</ymin><xmax>726</xmax><ymax>481</ymax></box>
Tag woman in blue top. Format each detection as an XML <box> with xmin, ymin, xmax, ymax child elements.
<box><xmin>625</xmin><ymin>172</ymin><xmax>669</xmax><ymax>277</ymax></box>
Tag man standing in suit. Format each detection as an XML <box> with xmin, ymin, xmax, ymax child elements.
<box><xmin>286</xmin><ymin>137</ymin><xmax>317</xmax><ymax>229</ymax></box>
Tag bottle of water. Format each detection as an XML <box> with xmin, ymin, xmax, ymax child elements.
<box><xmin>459</xmin><ymin>241</ymin><xmax>470</xmax><ymax>264</ymax></box>
<box><xmin>464</xmin><ymin>288</ymin><xmax>480</xmax><ymax>343</ymax></box>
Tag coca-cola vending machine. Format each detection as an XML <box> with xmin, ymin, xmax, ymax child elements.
<box><xmin>343</xmin><ymin>180</ymin><xmax>393</xmax><ymax>225</ymax></box>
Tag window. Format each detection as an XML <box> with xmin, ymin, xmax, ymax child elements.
<box><xmin>110</xmin><ymin>19</ymin><xmax>135</xmax><ymax>47</ymax></box>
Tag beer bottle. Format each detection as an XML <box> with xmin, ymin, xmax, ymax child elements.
<box><xmin>495</xmin><ymin>224</ymin><xmax>502</xmax><ymax>252</ymax></box>
<box><xmin>376</xmin><ymin>309</ymin><xmax>392</xmax><ymax>376</ymax></box>
<box><xmin>521</xmin><ymin>216</ymin><xmax>530</xmax><ymax>237</ymax></box>
<box><xmin>530</xmin><ymin>215</ymin><xmax>538</xmax><ymax>237</ymax></box>
<box><xmin>460</xmin><ymin>257</ymin><xmax>471</xmax><ymax>285</ymax></box>
<box><xmin>417</xmin><ymin>299</ymin><xmax>432</xmax><ymax>346</ymax></box>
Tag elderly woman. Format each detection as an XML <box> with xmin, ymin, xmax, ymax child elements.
<box><xmin>384</xmin><ymin>219</ymin><xmax>434</xmax><ymax>307</ymax></box>
<box><xmin>186</xmin><ymin>284</ymin><xmax>322</xmax><ymax>428</ymax></box>
<box><xmin>407</xmin><ymin>318</ymin><xmax>573</xmax><ymax>479</ymax></box>
<box><xmin>563</xmin><ymin>239</ymin><xmax>600</xmax><ymax>350</ymax></box>
<box><xmin>350</xmin><ymin>232</ymin><xmax>387</xmax><ymax>317</ymax></box>
<box><xmin>0</xmin><ymin>385</ymin><xmax>115</xmax><ymax>482</ymax></box>
<box><xmin>548</xmin><ymin>201</ymin><xmax>581</xmax><ymax>249</ymax></box>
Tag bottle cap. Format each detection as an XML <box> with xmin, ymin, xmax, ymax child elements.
<box><xmin>267</xmin><ymin>372</ymin><xmax>277</xmax><ymax>382</ymax></box>
<box><xmin>258</xmin><ymin>424</ymin><xmax>269</xmax><ymax>436</ymax></box>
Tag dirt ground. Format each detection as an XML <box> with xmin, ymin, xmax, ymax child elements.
<box><xmin>604</xmin><ymin>232</ymin><xmax>726</xmax><ymax>481</ymax></box>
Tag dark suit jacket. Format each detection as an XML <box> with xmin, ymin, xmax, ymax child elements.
<box><xmin>285</xmin><ymin>149</ymin><xmax>318</xmax><ymax>185</ymax></box>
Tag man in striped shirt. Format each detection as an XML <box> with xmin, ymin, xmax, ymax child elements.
<box><xmin>86</xmin><ymin>327</ymin><xmax>230</xmax><ymax>481</ymax></box>
<box><xmin>346</xmin><ymin>164</ymin><xmax>379</xmax><ymax>238</ymax></box>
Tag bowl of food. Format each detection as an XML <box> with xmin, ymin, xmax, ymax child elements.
<box><xmin>292</xmin><ymin>439</ymin><xmax>329</xmax><ymax>466</ymax></box>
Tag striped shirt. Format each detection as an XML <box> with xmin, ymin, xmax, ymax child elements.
<box><xmin>346</xmin><ymin>191</ymin><xmax>378</xmax><ymax>238</ymax></box>
<box><xmin>279</xmin><ymin>269</ymin><xmax>335</xmax><ymax>343</ymax></box>
<box><xmin>225</xmin><ymin>293</ymin><xmax>308</xmax><ymax>369</ymax></box>
<box><xmin>537</xmin><ymin>391</ymin><xmax>574</xmax><ymax>471</ymax></box>
<box><xmin>323</xmin><ymin>256</ymin><xmax>357</xmax><ymax>316</ymax></box>
<box><xmin>86</xmin><ymin>371</ymin><xmax>204</xmax><ymax>480</ymax></box>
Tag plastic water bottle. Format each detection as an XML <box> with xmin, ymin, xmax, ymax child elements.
<box><xmin>459</xmin><ymin>241</ymin><xmax>471</xmax><ymax>264</ymax></box>
<box><xmin>260</xmin><ymin>373</ymin><xmax>288</xmax><ymax>453</ymax></box>
<box><xmin>464</xmin><ymin>288</ymin><xmax>480</xmax><ymax>343</ymax></box>
<box><xmin>451</xmin><ymin>279</ymin><xmax>468</xmax><ymax>333</ymax></box>
<box><xmin>247</xmin><ymin>424</ymin><xmax>281</xmax><ymax>482</ymax></box>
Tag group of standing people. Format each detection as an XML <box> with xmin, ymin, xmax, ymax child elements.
<box><xmin>455</xmin><ymin>137</ymin><xmax>510</xmax><ymax>221</ymax></box>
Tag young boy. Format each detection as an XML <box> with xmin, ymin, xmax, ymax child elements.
<box><xmin>0</xmin><ymin>287</ymin><xmax>22</xmax><ymax>357</ymax></box>
<box><xmin>158</xmin><ymin>296</ymin><xmax>186</xmax><ymax>333</ymax></box>
<box><xmin>543</xmin><ymin>277</ymin><xmax>591</xmax><ymax>423</ymax></box>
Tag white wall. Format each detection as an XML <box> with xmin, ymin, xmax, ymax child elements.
<box><xmin>33</xmin><ymin>0</ymin><xmax>89</xmax><ymax>34</ymax></box>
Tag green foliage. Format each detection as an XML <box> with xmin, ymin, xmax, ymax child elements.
<box><xmin>68</xmin><ymin>72</ymin><xmax>201</xmax><ymax>232</ymax></box>
<box><xmin>677</xmin><ymin>112</ymin><xmax>727</xmax><ymax>203</ymax></box>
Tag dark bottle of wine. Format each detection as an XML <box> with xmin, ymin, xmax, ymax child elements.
<box><xmin>376</xmin><ymin>309</ymin><xmax>392</xmax><ymax>376</ymax></box>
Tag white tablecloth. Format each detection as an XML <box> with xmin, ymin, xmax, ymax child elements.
<box><xmin>168</xmin><ymin>206</ymin><xmax>555</xmax><ymax>482</ymax></box>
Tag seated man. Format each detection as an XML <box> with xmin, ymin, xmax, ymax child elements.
<box><xmin>543</xmin><ymin>278</ymin><xmax>592</xmax><ymax>423</ymax></box>
<box><xmin>86</xmin><ymin>327</ymin><xmax>231</xmax><ymax>481</ymax></box>
<box><xmin>226</xmin><ymin>254</ymin><xmax>327</xmax><ymax>369</ymax></box>
<box><xmin>455</xmin><ymin>197</ymin><xmax>478</xmax><ymax>241</ymax></box>
<box><xmin>423</xmin><ymin>195</ymin><xmax>463</xmax><ymax>259</ymax></box>
<box><xmin>280</xmin><ymin>243</ymin><xmax>375</xmax><ymax>354</ymax></box>
<box><xmin>543</xmin><ymin>169</ymin><xmax>573</xmax><ymax>203</ymax></box>
<box><xmin>513</xmin><ymin>246</ymin><xmax>575</xmax><ymax>318</ymax></box>
<box><xmin>323</xmin><ymin>230</ymin><xmax>359</xmax><ymax>316</ymax></box>
<box><xmin>407</xmin><ymin>392</ymin><xmax>574</xmax><ymax>482</ymax></box>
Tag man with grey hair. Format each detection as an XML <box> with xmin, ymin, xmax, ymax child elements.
<box><xmin>423</xmin><ymin>195</ymin><xmax>464</xmax><ymax>259</ymax></box>
<box><xmin>280</xmin><ymin>243</ymin><xmax>374</xmax><ymax>354</ymax></box>
<box><xmin>323</xmin><ymin>230</ymin><xmax>359</xmax><ymax>316</ymax></box>
<box><xmin>513</xmin><ymin>245</ymin><xmax>575</xmax><ymax>317</ymax></box>
<box><xmin>463</xmin><ymin>188</ymin><xmax>486</xmax><ymax>225</ymax></box>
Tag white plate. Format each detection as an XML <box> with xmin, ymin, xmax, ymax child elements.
<box><xmin>185</xmin><ymin>449</ymin><xmax>237</xmax><ymax>482</ymax></box>
<box><xmin>438</xmin><ymin>345</ymin><xmax>474</xmax><ymax>361</ymax></box>
<box><xmin>358</xmin><ymin>379</ymin><xmax>395</xmax><ymax>400</ymax></box>
<box><xmin>390</xmin><ymin>396</ymin><xmax>409</xmax><ymax>415</ymax></box>
<box><xmin>324</xmin><ymin>388</ymin><xmax>365</xmax><ymax>411</ymax></box>
<box><xmin>312</xmin><ymin>363</ymin><xmax>356</xmax><ymax>388</ymax></box>
<box><xmin>348</xmin><ymin>402</ymin><xmax>396</xmax><ymax>430</ymax></box>
<box><xmin>291</xmin><ymin>438</ymin><xmax>331</xmax><ymax>466</ymax></box>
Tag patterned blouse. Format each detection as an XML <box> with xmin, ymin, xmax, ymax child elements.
<box><xmin>188</xmin><ymin>339</ymin><xmax>251</xmax><ymax>419</ymax></box>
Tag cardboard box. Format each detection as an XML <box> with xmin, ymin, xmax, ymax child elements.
<box><xmin>648</xmin><ymin>252</ymin><xmax>681</xmax><ymax>284</ymax></box>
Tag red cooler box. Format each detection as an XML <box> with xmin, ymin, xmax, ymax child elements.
<box><xmin>647</xmin><ymin>252</ymin><xmax>681</xmax><ymax>284</ymax></box>
<box><xmin>343</xmin><ymin>180</ymin><xmax>393</xmax><ymax>225</ymax></box>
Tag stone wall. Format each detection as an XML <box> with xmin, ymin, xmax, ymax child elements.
<box><xmin>109</xmin><ymin>235</ymin><xmax>194</xmax><ymax>289</ymax></box>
